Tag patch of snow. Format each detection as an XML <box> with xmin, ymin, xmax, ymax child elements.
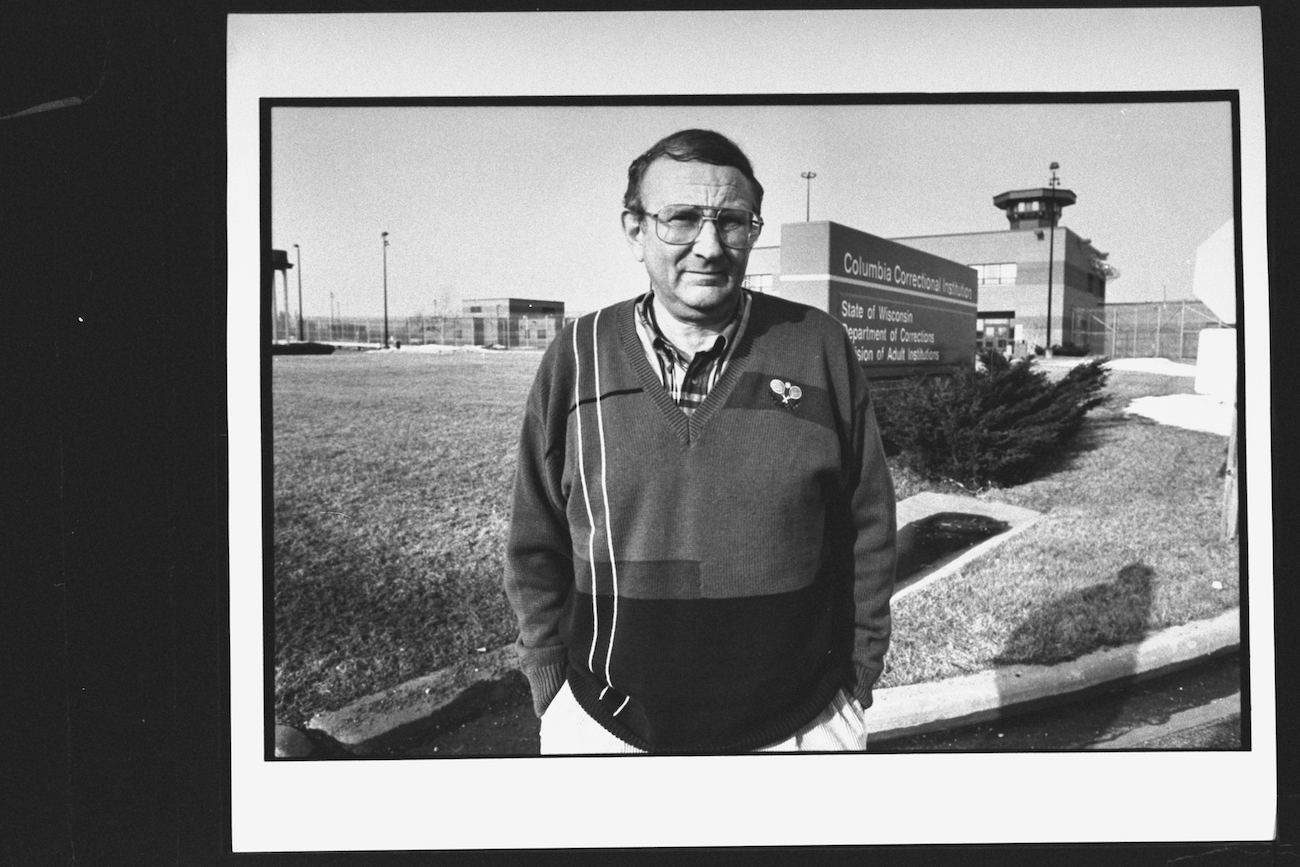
<box><xmin>1125</xmin><ymin>394</ymin><xmax>1232</xmax><ymax>436</ymax></box>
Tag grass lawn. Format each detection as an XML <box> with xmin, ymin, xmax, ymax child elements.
<box><xmin>878</xmin><ymin>363</ymin><xmax>1239</xmax><ymax>687</ymax></box>
<box><xmin>273</xmin><ymin>349</ymin><xmax>543</xmax><ymax>729</ymax></box>
<box><xmin>272</xmin><ymin>351</ymin><xmax>1240</xmax><ymax>729</ymax></box>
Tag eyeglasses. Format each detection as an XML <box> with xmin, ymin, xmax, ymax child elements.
<box><xmin>638</xmin><ymin>204</ymin><xmax>764</xmax><ymax>249</ymax></box>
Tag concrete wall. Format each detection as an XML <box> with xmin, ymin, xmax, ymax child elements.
<box><xmin>1192</xmin><ymin>219</ymin><xmax>1236</xmax><ymax>325</ymax></box>
<box><xmin>1195</xmin><ymin>327</ymin><xmax>1237</xmax><ymax>398</ymax></box>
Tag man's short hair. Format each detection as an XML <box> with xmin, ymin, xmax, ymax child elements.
<box><xmin>623</xmin><ymin>128</ymin><xmax>765</xmax><ymax>215</ymax></box>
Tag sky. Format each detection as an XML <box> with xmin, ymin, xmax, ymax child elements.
<box><xmin>270</xmin><ymin>99</ymin><xmax>1234</xmax><ymax>320</ymax></box>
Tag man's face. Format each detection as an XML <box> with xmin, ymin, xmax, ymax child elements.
<box><xmin>621</xmin><ymin>158</ymin><xmax>759</xmax><ymax>325</ymax></box>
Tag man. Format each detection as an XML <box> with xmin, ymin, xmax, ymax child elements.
<box><xmin>504</xmin><ymin>128</ymin><xmax>896</xmax><ymax>754</ymax></box>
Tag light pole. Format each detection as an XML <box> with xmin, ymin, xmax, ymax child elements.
<box><xmin>381</xmin><ymin>231</ymin><xmax>390</xmax><ymax>349</ymax></box>
<box><xmin>329</xmin><ymin>291</ymin><xmax>336</xmax><ymax>340</ymax></box>
<box><xmin>293</xmin><ymin>243</ymin><xmax>304</xmax><ymax>341</ymax></box>
<box><xmin>1045</xmin><ymin>162</ymin><xmax>1060</xmax><ymax>357</ymax></box>
<box><xmin>801</xmin><ymin>171</ymin><xmax>817</xmax><ymax>221</ymax></box>
<box><xmin>281</xmin><ymin>263</ymin><xmax>291</xmax><ymax>344</ymax></box>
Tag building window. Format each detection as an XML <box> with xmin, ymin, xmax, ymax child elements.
<box><xmin>743</xmin><ymin>273</ymin><xmax>773</xmax><ymax>293</ymax></box>
<box><xmin>972</xmin><ymin>263</ymin><xmax>1018</xmax><ymax>285</ymax></box>
<box><xmin>469</xmin><ymin>306</ymin><xmax>482</xmax><ymax>313</ymax></box>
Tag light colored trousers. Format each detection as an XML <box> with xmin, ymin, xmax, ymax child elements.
<box><xmin>540</xmin><ymin>681</ymin><xmax>868</xmax><ymax>754</ymax></box>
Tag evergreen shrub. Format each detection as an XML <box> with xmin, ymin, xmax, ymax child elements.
<box><xmin>875</xmin><ymin>355</ymin><xmax>1110</xmax><ymax>489</ymax></box>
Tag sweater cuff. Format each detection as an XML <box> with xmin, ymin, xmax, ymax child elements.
<box><xmin>851</xmin><ymin>663</ymin><xmax>879</xmax><ymax>709</ymax></box>
<box><xmin>522</xmin><ymin>660</ymin><xmax>568</xmax><ymax>718</ymax></box>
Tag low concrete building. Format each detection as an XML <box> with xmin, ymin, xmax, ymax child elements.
<box><xmin>461</xmin><ymin>297</ymin><xmax>566</xmax><ymax>347</ymax></box>
<box><xmin>462</xmin><ymin>297</ymin><xmax>565</xmax><ymax>318</ymax></box>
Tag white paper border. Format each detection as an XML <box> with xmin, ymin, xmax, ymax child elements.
<box><xmin>228</xmin><ymin>9</ymin><xmax>1273</xmax><ymax>851</ymax></box>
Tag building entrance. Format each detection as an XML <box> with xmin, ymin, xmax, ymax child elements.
<box><xmin>977</xmin><ymin>312</ymin><xmax>1016</xmax><ymax>354</ymax></box>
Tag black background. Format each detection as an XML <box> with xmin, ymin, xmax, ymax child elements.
<box><xmin>5</xmin><ymin>2</ymin><xmax>1297</xmax><ymax>865</ymax></box>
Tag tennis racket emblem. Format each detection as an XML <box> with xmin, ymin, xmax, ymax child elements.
<box><xmin>769</xmin><ymin>378</ymin><xmax>803</xmax><ymax>409</ymax></box>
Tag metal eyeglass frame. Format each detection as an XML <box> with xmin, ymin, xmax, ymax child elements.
<box><xmin>638</xmin><ymin>204</ymin><xmax>764</xmax><ymax>249</ymax></box>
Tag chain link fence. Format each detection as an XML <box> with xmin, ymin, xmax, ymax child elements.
<box><xmin>1070</xmin><ymin>300</ymin><xmax>1230</xmax><ymax>361</ymax></box>
<box><xmin>272</xmin><ymin>314</ymin><xmax>571</xmax><ymax>350</ymax></box>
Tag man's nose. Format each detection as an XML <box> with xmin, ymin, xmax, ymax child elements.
<box><xmin>691</xmin><ymin>218</ymin><xmax>726</xmax><ymax>257</ymax></box>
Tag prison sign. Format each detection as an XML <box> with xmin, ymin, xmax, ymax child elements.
<box><xmin>777</xmin><ymin>221</ymin><xmax>978</xmax><ymax>378</ymax></box>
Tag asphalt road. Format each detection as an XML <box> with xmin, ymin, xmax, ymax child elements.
<box><xmin>396</xmin><ymin>653</ymin><xmax>1242</xmax><ymax>757</ymax></box>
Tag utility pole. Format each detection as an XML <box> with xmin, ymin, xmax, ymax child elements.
<box><xmin>1045</xmin><ymin>162</ymin><xmax>1060</xmax><ymax>357</ymax></box>
<box><xmin>329</xmin><ymin>291</ymin><xmax>336</xmax><ymax>340</ymax></box>
<box><xmin>381</xmin><ymin>231</ymin><xmax>390</xmax><ymax>349</ymax></box>
<box><xmin>282</xmin><ymin>266</ymin><xmax>291</xmax><ymax>344</ymax></box>
<box><xmin>801</xmin><ymin>171</ymin><xmax>817</xmax><ymax>221</ymax></box>
<box><xmin>293</xmin><ymin>243</ymin><xmax>304</xmax><ymax>341</ymax></box>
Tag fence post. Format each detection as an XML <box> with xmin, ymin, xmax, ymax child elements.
<box><xmin>1221</xmin><ymin>404</ymin><xmax>1238</xmax><ymax>540</ymax></box>
<box><xmin>1179</xmin><ymin>303</ymin><xmax>1186</xmax><ymax>360</ymax></box>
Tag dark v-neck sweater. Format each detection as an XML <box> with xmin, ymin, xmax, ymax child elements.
<box><xmin>504</xmin><ymin>292</ymin><xmax>897</xmax><ymax>753</ymax></box>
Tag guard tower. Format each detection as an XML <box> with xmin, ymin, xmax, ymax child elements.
<box><xmin>893</xmin><ymin>176</ymin><xmax>1113</xmax><ymax>354</ymax></box>
<box><xmin>270</xmin><ymin>248</ymin><xmax>294</xmax><ymax>343</ymax></box>
<box><xmin>993</xmin><ymin>186</ymin><xmax>1077</xmax><ymax>230</ymax></box>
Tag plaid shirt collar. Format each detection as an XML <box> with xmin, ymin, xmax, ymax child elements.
<box><xmin>634</xmin><ymin>290</ymin><xmax>750</xmax><ymax>415</ymax></box>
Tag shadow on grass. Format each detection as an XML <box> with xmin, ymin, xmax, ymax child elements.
<box><xmin>1020</xmin><ymin>408</ymin><xmax>1134</xmax><ymax>482</ymax></box>
<box><xmin>992</xmin><ymin>561</ymin><xmax>1155</xmax><ymax>747</ymax></box>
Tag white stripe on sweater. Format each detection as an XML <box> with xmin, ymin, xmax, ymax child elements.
<box><xmin>591</xmin><ymin>310</ymin><xmax>624</xmax><ymax>708</ymax></box>
<box><xmin>573</xmin><ymin>320</ymin><xmax>601</xmax><ymax>675</ymax></box>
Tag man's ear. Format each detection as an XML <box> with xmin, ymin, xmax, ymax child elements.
<box><xmin>621</xmin><ymin>210</ymin><xmax>647</xmax><ymax>263</ymax></box>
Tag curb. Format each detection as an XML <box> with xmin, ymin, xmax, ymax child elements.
<box><xmin>305</xmin><ymin>645</ymin><xmax>526</xmax><ymax>756</ymax></box>
<box><xmin>298</xmin><ymin>608</ymin><xmax>1239</xmax><ymax>756</ymax></box>
<box><xmin>864</xmin><ymin>608</ymin><xmax>1240</xmax><ymax>742</ymax></box>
